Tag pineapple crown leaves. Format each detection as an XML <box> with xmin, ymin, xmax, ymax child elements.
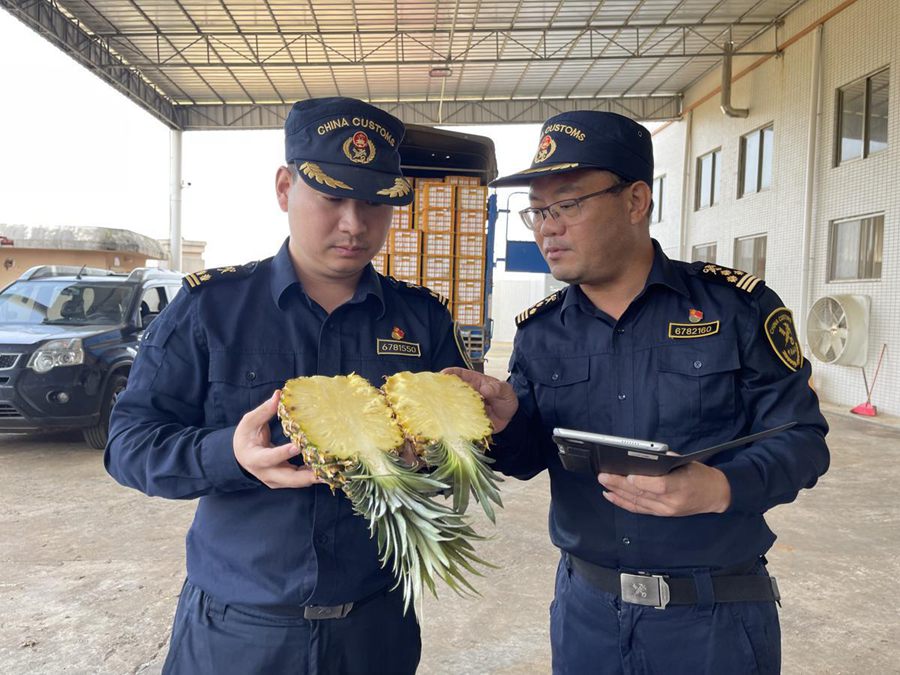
<box><xmin>424</xmin><ymin>438</ymin><xmax>503</xmax><ymax>523</ymax></box>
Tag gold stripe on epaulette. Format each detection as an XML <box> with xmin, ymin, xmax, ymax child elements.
<box><xmin>185</xmin><ymin>273</ymin><xmax>200</xmax><ymax>288</ymax></box>
<box><xmin>736</xmin><ymin>274</ymin><xmax>759</xmax><ymax>292</ymax></box>
<box><xmin>429</xmin><ymin>291</ymin><xmax>450</xmax><ymax>307</ymax></box>
<box><xmin>516</xmin><ymin>290</ymin><xmax>562</xmax><ymax>326</ymax></box>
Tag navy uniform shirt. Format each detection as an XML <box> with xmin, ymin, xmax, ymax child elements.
<box><xmin>492</xmin><ymin>240</ymin><xmax>829</xmax><ymax>573</ymax></box>
<box><xmin>105</xmin><ymin>239</ymin><xmax>468</xmax><ymax>607</ymax></box>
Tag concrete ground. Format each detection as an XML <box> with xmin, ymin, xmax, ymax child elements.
<box><xmin>0</xmin><ymin>341</ymin><xmax>898</xmax><ymax>674</ymax></box>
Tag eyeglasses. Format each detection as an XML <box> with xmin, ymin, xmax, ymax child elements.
<box><xmin>518</xmin><ymin>182</ymin><xmax>633</xmax><ymax>230</ymax></box>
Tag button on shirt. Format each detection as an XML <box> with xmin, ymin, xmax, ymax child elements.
<box><xmin>105</xmin><ymin>240</ymin><xmax>467</xmax><ymax>607</ymax></box>
<box><xmin>491</xmin><ymin>241</ymin><xmax>829</xmax><ymax>573</ymax></box>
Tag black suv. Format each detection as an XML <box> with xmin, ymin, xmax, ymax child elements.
<box><xmin>0</xmin><ymin>265</ymin><xmax>183</xmax><ymax>448</ymax></box>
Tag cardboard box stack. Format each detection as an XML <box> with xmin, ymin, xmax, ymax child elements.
<box><xmin>373</xmin><ymin>176</ymin><xmax>489</xmax><ymax>327</ymax></box>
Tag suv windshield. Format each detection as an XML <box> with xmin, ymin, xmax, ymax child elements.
<box><xmin>0</xmin><ymin>280</ymin><xmax>137</xmax><ymax>326</ymax></box>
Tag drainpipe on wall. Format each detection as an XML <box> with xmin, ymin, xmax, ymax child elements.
<box><xmin>169</xmin><ymin>129</ymin><xmax>183</xmax><ymax>272</ymax></box>
<box><xmin>721</xmin><ymin>41</ymin><xmax>749</xmax><ymax>118</ymax></box>
<box><xmin>798</xmin><ymin>25</ymin><xmax>824</xmax><ymax>344</ymax></box>
<box><xmin>679</xmin><ymin>109</ymin><xmax>693</xmax><ymax>261</ymax></box>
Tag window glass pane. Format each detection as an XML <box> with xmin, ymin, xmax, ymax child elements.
<box><xmin>860</xmin><ymin>215</ymin><xmax>884</xmax><ymax>279</ymax></box>
<box><xmin>734</xmin><ymin>238</ymin><xmax>754</xmax><ymax>272</ymax></box>
<box><xmin>651</xmin><ymin>176</ymin><xmax>663</xmax><ymax>223</ymax></box>
<box><xmin>753</xmin><ymin>235</ymin><xmax>767</xmax><ymax>279</ymax></box>
<box><xmin>698</xmin><ymin>154</ymin><xmax>712</xmax><ymax>209</ymax></box>
<box><xmin>692</xmin><ymin>243</ymin><xmax>717</xmax><ymax>263</ymax></box>
<box><xmin>741</xmin><ymin>132</ymin><xmax>760</xmax><ymax>196</ymax></box>
<box><xmin>712</xmin><ymin>151</ymin><xmax>721</xmax><ymax>205</ymax></box>
<box><xmin>734</xmin><ymin>235</ymin><xmax>766</xmax><ymax>277</ymax></box>
<box><xmin>831</xmin><ymin>219</ymin><xmax>861</xmax><ymax>280</ymax></box>
<box><xmin>839</xmin><ymin>80</ymin><xmax>866</xmax><ymax>162</ymax></box>
<box><xmin>760</xmin><ymin>126</ymin><xmax>774</xmax><ymax>190</ymax></box>
<box><xmin>868</xmin><ymin>70</ymin><xmax>890</xmax><ymax>155</ymax></box>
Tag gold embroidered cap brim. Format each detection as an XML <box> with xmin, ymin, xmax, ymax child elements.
<box><xmin>490</xmin><ymin>163</ymin><xmax>582</xmax><ymax>186</ymax></box>
<box><xmin>294</xmin><ymin>159</ymin><xmax>414</xmax><ymax>206</ymax></box>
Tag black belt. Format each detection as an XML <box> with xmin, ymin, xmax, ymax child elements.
<box><xmin>258</xmin><ymin>585</ymin><xmax>391</xmax><ymax>621</ymax></box>
<box><xmin>568</xmin><ymin>555</ymin><xmax>780</xmax><ymax>610</ymax></box>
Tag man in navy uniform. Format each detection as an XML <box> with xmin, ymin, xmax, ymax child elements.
<box><xmin>105</xmin><ymin>97</ymin><xmax>469</xmax><ymax>674</ymax></box>
<box><xmin>449</xmin><ymin>111</ymin><xmax>829</xmax><ymax>674</ymax></box>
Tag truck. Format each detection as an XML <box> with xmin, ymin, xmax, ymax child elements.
<box><xmin>383</xmin><ymin>124</ymin><xmax>498</xmax><ymax>370</ymax></box>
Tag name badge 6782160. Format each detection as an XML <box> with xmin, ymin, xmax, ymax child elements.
<box><xmin>667</xmin><ymin>321</ymin><xmax>720</xmax><ymax>339</ymax></box>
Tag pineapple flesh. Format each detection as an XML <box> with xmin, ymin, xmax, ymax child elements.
<box><xmin>383</xmin><ymin>371</ymin><xmax>502</xmax><ymax>522</ymax></box>
<box><xmin>278</xmin><ymin>373</ymin><xmax>489</xmax><ymax>612</ymax></box>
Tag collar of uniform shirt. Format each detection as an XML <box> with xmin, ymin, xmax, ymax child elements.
<box><xmin>269</xmin><ymin>238</ymin><xmax>386</xmax><ymax>317</ymax></box>
<box><xmin>560</xmin><ymin>239</ymin><xmax>690</xmax><ymax>325</ymax></box>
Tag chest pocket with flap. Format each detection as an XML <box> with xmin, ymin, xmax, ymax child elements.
<box><xmin>525</xmin><ymin>356</ymin><xmax>590</xmax><ymax>430</ymax></box>
<box><xmin>208</xmin><ymin>350</ymin><xmax>296</xmax><ymax>425</ymax></box>
<box><xmin>656</xmin><ymin>342</ymin><xmax>740</xmax><ymax>434</ymax></box>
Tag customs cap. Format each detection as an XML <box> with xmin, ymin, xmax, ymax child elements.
<box><xmin>284</xmin><ymin>96</ymin><xmax>413</xmax><ymax>206</ymax></box>
<box><xmin>490</xmin><ymin>111</ymin><xmax>653</xmax><ymax>188</ymax></box>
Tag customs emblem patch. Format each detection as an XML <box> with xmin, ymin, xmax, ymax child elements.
<box><xmin>765</xmin><ymin>307</ymin><xmax>803</xmax><ymax>371</ymax></box>
<box><xmin>343</xmin><ymin>131</ymin><xmax>377</xmax><ymax>164</ymax></box>
<box><xmin>533</xmin><ymin>134</ymin><xmax>557</xmax><ymax>163</ymax></box>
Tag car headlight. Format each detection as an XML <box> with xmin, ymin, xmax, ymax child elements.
<box><xmin>27</xmin><ymin>338</ymin><xmax>85</xmax><ymax>374</ymax></box>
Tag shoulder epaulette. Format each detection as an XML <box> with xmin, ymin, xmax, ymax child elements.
<box><xmin>516</xmin><ymin>289</ymin><xmax>565</xmax><ymax>327</ymax></box>
<box><xmin>182</xmin><ymin>261</ymin><xmax>258</xmax><ymax>293</ymax></box>
<box><xmin>693</xmin><ymin>262</ymin><xmax>766</xmax><ymax>297</ymax></box>
<box><xmin>388</xmin><ymin>276</ymin><xmax>450</xmax><ymax>308</ymax></box>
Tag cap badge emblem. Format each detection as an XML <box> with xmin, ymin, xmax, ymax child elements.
<box><xmin>343</xmin><ymin>131</ymin><xmax>377</xmax><ymax>164</ymax></box>
<box><xmin>533</xmin><ymin>134</ymin><xmax>557</xmax><ymax>164</ymax></box>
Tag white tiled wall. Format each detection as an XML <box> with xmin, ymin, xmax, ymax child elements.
<box><xmin>653</xmin><ymin>0</ymin><xmax>900</xmax><ymax>414</ymax></box>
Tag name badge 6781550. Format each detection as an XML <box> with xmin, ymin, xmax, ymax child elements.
<box><xmin>376</xmin><ymin>339</ymin><xmax>422</xmax><ymax>357</ymax></box>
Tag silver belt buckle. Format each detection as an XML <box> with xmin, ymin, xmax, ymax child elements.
<box><xmin>620</xmin><ymin>573</ymin><xmax>670</xmax><ymax>610</ymax></box>
<box><xmin>303</xmin><ymin>602</ymin><xmax>354</xmax><ymax>620</ymax></box>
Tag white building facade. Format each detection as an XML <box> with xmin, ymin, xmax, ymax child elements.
<box><xmin>652</xmin><ymin>0</ymin><xmax>899</xmax><ymax>415</ymax></box>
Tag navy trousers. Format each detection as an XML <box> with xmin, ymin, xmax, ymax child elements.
<box><xmin>162</xmin><ymin>580</ymin><xmax>421</xmax><ymax>674</ymax></box>
<box><xmin>550</xmin><ymin>557</ymin><xmax>781</xmax><ymax>675</ymax></box>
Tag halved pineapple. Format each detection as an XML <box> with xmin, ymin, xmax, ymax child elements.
<box><xmin>382</xmin><ymin>371</ymin><xmax>502</xmax><ymax>522</ymax></box>
<box><xmin>278</xmin><ymin>373</ymin><xmax>488</xmax><ymax>611</ymax></box>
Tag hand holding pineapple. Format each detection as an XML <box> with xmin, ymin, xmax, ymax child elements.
<box><xmin>233</xmin><ymin>389</ymin><xmax>322</xmax><ymax>489</ymax></box>
<box><xmin>441</xmin><ymin>367</ymin><xmax>519</xmax><ymax>434</ymax></box>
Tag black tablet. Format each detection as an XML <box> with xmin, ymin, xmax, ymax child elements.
<box><xmin>552</xmin><ymin>422</ymin><xmax>797</xmax><ymax>477</ymax></box>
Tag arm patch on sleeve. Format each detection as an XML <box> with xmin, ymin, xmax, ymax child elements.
<box><xmin>764</xmin><ymin>307</ymin><xmax>804</xmax><ymax>371</ymax></box>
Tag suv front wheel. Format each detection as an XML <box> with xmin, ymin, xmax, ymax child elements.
<box><xmin>83</xmin><ymin>373</ymin><xmax>128</xmax><ymax>449</ymax></box>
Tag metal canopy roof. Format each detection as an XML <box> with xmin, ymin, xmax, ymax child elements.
<box><xmin>3</xmin><ymin>0</ymin><xmax>805</xmax><ymax>129</ymax></box>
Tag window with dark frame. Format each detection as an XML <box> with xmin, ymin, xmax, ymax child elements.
<box><xmin>695</xmin><ymin>149</ymin><xmax>721</xmax><ymax>210</ymax></box>
<box><xmin>651</xmin><ymin>176</ymin><xmax>664</xmax><ymax>224</ymax></box>
<box><xmin>739</xmin><ymin>124</ymin><xmax>774</xmax><ymax>197</ymax></box>
<box><xmin>828</xmin><ymin>214</ymin><xmax>884</xmax><ymax>281</ymax></box>
<box><xmin>691</xmin><ymin>242</ymin><xmax>717</xmax><ymax>263</ymax></box>
<box><xmin>733</xmin><ymin>234</ymin><xmax>767</xmax><ymax>279</ymax></box>
<box><xmin>836</xmin><ymin>68</ymin><xmax>889</xmax><ymax>164</ymax></box>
